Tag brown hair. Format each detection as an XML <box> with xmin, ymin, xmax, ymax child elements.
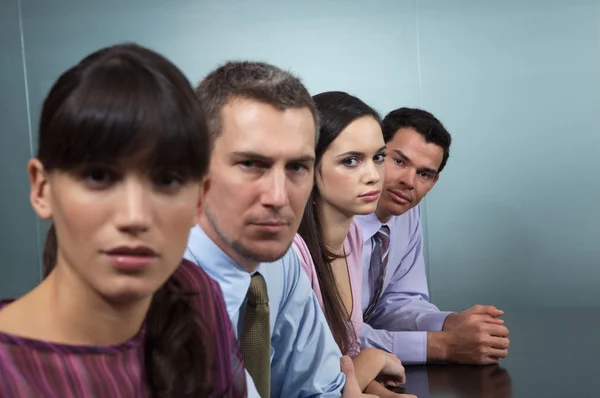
<box><xmin>297</xmin><ymin>91</ymin><xmax>382</xmax><ymax>355</ymax></box>
<box><xmin>38</xmin><ymin>43</ymin><xmax>214</xmax><ymax>398</ymax></box>
<box><xmin>195</xmin><ymin>60</ymin><xmax>320</xmax><ymax>141</ymax></box>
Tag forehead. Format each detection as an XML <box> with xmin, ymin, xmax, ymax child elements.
<box><xmin>388</xmin><ymin>127</ymin><xmax>444</xmax><ymax>170</ymax></box>
<box><xmin>326</xmin><ymin>116</ymin><xmax>384</xmax><ymax>154</ymax></box>
<box><xmin>217</xmin><ymin>98</ymin><xmax>316</xmax><ymax>159</ymax></box>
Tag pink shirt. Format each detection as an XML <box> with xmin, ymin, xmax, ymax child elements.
<box><xmin>292</xmin><ymin>219</ymin><xmax>363</xmax><ymax>357</ymax></box>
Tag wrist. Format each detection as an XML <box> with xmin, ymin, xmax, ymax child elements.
<box><xmin>442</xmin><ymin>312</ymin><xmax>459</xmax><ymax>331</ymax></box>
<box><xmin>427</xmin><ymin>331</ymin><xmax>452</xmax><ymax>363</ymax></box>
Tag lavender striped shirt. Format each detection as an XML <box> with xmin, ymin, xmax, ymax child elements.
<box><xmin>0</xmin><ymin>259</ymin><xmax>247</xmax><ymax>397</ymax></box>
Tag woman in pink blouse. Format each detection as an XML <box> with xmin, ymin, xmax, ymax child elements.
<box><xmin>293</xmin><ymin>91</ymin><xmax>415</xmax><ymax>397</ymax></box>
<box><xmin>0</xmin><ymin>43</ymin><xmax>246</xmax><ymax>397</ymax></box>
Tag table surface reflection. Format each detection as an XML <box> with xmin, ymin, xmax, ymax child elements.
<box><xmin>400</xmin><ymin>308</ymin><xmax>600</xmax><ymax>398</ymax></box>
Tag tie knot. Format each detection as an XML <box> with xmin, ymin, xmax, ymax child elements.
<box><xmin>247</xmin><ymin>273</ymin><xmax>269</xmax><ymax>306</ymax></box>
<box><xmin>377</xmin><ymin>225</ymin><xmax>390</xmax><ymax>241</ymax></box>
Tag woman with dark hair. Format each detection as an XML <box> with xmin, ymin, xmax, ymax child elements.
<box><xmin>0</xmin><ymin>43</ymin><xmax>246</xmax><ymax>398</ymax></box>
<box><xmin>293</xmin><ymin>91</ymin><xmax>415</xmax><ymax>397</ymax></box>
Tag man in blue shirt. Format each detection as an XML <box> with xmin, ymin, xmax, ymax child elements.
<box><xmin>185</xmin><ymin>61</ymin><xmax>367</xmax><ymax>398</ymax></box>
<box><xmin>358</xmin><ymin>108</ymin><xmax>510</xmax><ymax>365</ymax></box>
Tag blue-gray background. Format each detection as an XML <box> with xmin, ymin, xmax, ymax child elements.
<box><xmin>2</xmin><ymin>0</ymin><xmax>598</xmax><ymax>310</ymax></box>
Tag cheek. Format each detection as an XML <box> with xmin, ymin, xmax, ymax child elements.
<box><xmin>155</xmin><ymin>190</ymin><xmax>200</xmax><ymax>231</ymax></box>
<box><xmin>414</xmin><ymin>185</ymin><xmax>432</xmax><ymax>203</ymax></box>
<box><xmin>383</xmin><ymin>168</ymin><xmax>400</xmax><ymax>187</ymax></box>
<box><xmin>206</xmin><ymin>176</ymin><xmax>245</xmax><ymax>213</ymax></box>
<box><xmin>318</xmin><ymin>166</ymin><xmax>356</xmax><ymax>195</ymax></box>
<box><xmin>289</xmin><ymin>180</ymin><xmax>313</xmax><ymax>215</ymax></box>
<box><xmin>52</xmin><ymin>192</ymin><xmax>107</xmax><ymax>246</ymax></box>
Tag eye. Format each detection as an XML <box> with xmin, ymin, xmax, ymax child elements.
<box><xmin>374</xmin><ymin>152</ymin><xmax>387</xmax><ymax>163</ymax></box>
<box><xmin>239</xmin><ymin>160</ymin><xmax>256</xmax><ymax>168</ymax></box>
<box><xmin>81</xmin><ymin>167</ymin><xmax>117</xmax><ymax>189</ymax></box>
<box><xmin>419</xmin><ymin>171</ymin><xmax>435</xmax><ymax>180</ymax></box>
<box><xmin>342</xmin><ymin>157</ymin><xmax>360</xmax><ymax>167</ymax></box>
<box><xmin>154</xmin><ymin>172</ymin><xmax>184</xmax><ymax>190</ymax></box>
<box><xmin>393</xmin><ymin>158</ymin><xmax>405</xmax><ymax>166</ymax></box>
<box><xmin>287</xmin><ymin>163</ymin><xmax>309</xmax><ymax>173</ymax></box>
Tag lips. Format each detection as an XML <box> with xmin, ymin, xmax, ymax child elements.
<box><xmin>104</xmin><ymin>245</ymin><xmax>158</xmax><ymax>271</ymax></box>
<box><xmin>105</xmin><ymin>246</ymin><xmax>158</xmax><ymax>257</ymax></box>
<box><xmin>389</xmin><ymin>190</ymin><xmax>411</xmax><ymax>204</ymax></box>
<box><xmin>359</xmin><ymin>190</ymin><xmax>381</xmax><ymax>198</ymax></box>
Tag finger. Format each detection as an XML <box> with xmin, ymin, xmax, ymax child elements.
<box><xmin>381</xmin><ymin>379</ymin><xmax>403</xmax><ymax>387</ymax></box>
<box><xmin>478</xmin><ymin>355</ymin><xmax>500</xmax><ymax>365</ymax></box>
<box><xmin>470</xmin><ymin>314</ymin><xmax>504</xmax><ymax>325</ymax></box>
<box><xmin>483</xmin><ymin>323</ymin><xmax>509</xmax><ymax>337</ymax></box>
<box><xmin>378</xmin><ymin>375</ymin><xmax>406</xmax><ymax>386</ymax></box>
<box><xmin>470</xmin><ymin>304</ymin><xmax>501</xmax><ymax>315</ymax></box>
<box><xmin>340</xmin><ymin>355</ymin><xmax>355</xmax><ymax>376</ymax></box>
<box><xmin>488</xmin><ymin>336</ymin><xmax>510</xmax><ymax>349</ymax></box>
<box><xmin>487</xmin><ymin>348</ymin><xmax>508</xmax><ymax>358</ymax></box>
<box><xmin>486</xmin><ymin>306</ymin><xmax>504</xmax><ymax>317</ymax></box>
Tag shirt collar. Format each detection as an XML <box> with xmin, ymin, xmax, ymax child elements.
<box><xmin>184</xmin><ymin>225</ymin><xmax>252</xmax><ymax>317</ymax></box>
<box><xmin>354</xmin><ymin>212</ymin><xmax>384</xmax><ymax>243</ymax></box>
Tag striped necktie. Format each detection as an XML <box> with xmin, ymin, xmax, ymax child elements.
<box><xmin>363</xmin><ymin>225</ymin><xmax>390</xmax><ymax>322</ymax></box>
<box><xmin>239</xmin><ymin>273</ymin><xmax>271</xmax><ymax>398</ymax></box>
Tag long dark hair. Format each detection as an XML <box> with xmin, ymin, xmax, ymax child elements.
<box><xmin>38</xmin><ymin>43</ymin><xmax>213</xmax><ymax>398</ymax></box>
<box><xmin>297</xmin><ymin>91</ymin><xmax>382</xmax><ymax>355</ymax></box>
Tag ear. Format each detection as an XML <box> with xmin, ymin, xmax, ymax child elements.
<box><xmin>194</xmin><ymin>177</ymin><xmax>211</xmax><ymax>225</ymax></box>
<box><xmin>28</xmin><ymin>158</ymin><xmax>53</xmax><ymax>220</ymax></box>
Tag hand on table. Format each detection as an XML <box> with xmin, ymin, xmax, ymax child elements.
<box><xmin>441</xmin><ymin>305</ymin><xmax>510</xmax><ymax>365</ymax></box>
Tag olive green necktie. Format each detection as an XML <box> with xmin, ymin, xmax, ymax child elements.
<box><xmin>239</xmin><ymin>273</ymin><xmax>271</xmax><ymax>398</ymax></box>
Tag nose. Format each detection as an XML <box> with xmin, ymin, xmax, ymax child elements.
<box><xmin>261</xmin><ymin>168</ymin><xmax>289</xmax><ymax>210</ymax></box>
<box><xmin>363</xmin><ymin>160</ymin><xmax>382</xmax><ymax>185</ymax></box>
<box><xmin>398</xmin><ymin>168</ymin><xmax>416</xmax><ymax>190</ymax></box>
<box><xmin>115</xmin><ymin>177</ymin><xmax>151</xmax><ymax>235</ymax></box>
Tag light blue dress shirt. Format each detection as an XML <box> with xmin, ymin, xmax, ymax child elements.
<box><xmin>184</xmin><ymin>225</ymin><xmax>346</xmax><ymax>398</ymax></box>
<box><xmin>356</xmin><ymin>205</ymin><xmax>452</xmax><ymax>365</ymax></box>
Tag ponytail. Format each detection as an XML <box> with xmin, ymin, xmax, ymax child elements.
<box><xmin>42</xmin><ymin>223</ymin><xmax>58</xmax><ymax>277</ymax></box>
<box><xmin>41</xmin><ymin>223</ymin><xmax>216</xmax><ymax>397</ymax></box>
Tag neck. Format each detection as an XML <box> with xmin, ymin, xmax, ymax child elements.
<box><xmin>316</xmin><ymin>198</ymin><xmax>354</xmax><ymax>254</ymax></box>
<box><xmin>1</xmin><ymin>262</ymin><xmax>151</xmax><ymax>345</ymax></box>
<box><xmin>198</xmin><ymin>215</ymin><xmax>259</xmax><ymax>273</ymax></box>
<box><xmin>375</xmin><ymin>206</ymin><xmax>392</xmax><ymax>224</ymax></box>
<box><xmin>48</xmin><ymin>265</ymin><xmax>151</xmax><ymax>345</ymax></box>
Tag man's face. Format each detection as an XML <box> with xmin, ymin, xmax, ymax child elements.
<box><xmin>199</xmin><ymin>97</ymin><xmax>316</xmax><ymax>271</ymax></box>
<box><xmin>375</xmin><ymin>127</ymin><xmax>444</xmax><ymax>222</ymax></box>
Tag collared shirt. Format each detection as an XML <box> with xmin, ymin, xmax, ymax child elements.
<box><xmin>356</xmin><ymin>205</ymin><xmax>452</xmax><ymax>364</ymax></box>
<box><xmin>184</xmin><ymin>225</ymin><xmax>346</xmax><ymax>398</ymax></box>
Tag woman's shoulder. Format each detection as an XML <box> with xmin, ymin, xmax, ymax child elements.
<box><xmin>173</xmin><ymin>258</ymin><xmax>221</xmax><ymax>294</ymax></box>
<box><xmin>291</xmin><ymin>234</ymin><xmax>317</xmax><ymax>276</ymax></box>
<box><xmin>345</xmin><ymin>219</ymin><xmax>364</xmax><ymax>257</ymax></box>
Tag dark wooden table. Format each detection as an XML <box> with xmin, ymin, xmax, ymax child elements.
<box><xmin>399</xmin><ymin>308</ymin><xmax>600</xmax><ymax>397</ymax></box>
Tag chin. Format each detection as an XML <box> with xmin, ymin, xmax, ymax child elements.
<box><xmin>238</xmin><ymin>239</ymin><xmax>292</xmax><ymax>264</ymax></box>
<box><xmin>350</xmin><ymin>202</ymin><xmax>379</xmax><ymax>216</ymax></box>
<box><xmin>100</xmin><ymin>279</ymin><xmax>158</xmax><ymax>305</ymax></box>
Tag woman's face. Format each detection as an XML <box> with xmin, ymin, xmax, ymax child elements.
<box><xmin>29</xmin><ymin>159</ymin><xmax>206</xmax><ymax>304</ymax></box>
<box><xmin>316</xmin><ymin>116</ymin><xmax>386</xmax><ymax>217</ymax></box>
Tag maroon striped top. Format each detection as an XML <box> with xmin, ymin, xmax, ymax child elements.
<box><xmin>0</xmin><ymin>259</ymin><xmax>247</xmax><ymax>397</ymax></box>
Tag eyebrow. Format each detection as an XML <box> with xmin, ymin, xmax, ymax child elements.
<box><xmin>391</xmin><ymin>149</ymin><xmax>438</xmax><ymax>174</ymax></box>
<box><xmin>231</xmin><ymin>151</ymin><xmax>315</xmax><ymax>164</ymax></box>
<box><xmin>337</xmin><ymin>146</ymin><xmax>387</xmax><ymax>159</ymax></box>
